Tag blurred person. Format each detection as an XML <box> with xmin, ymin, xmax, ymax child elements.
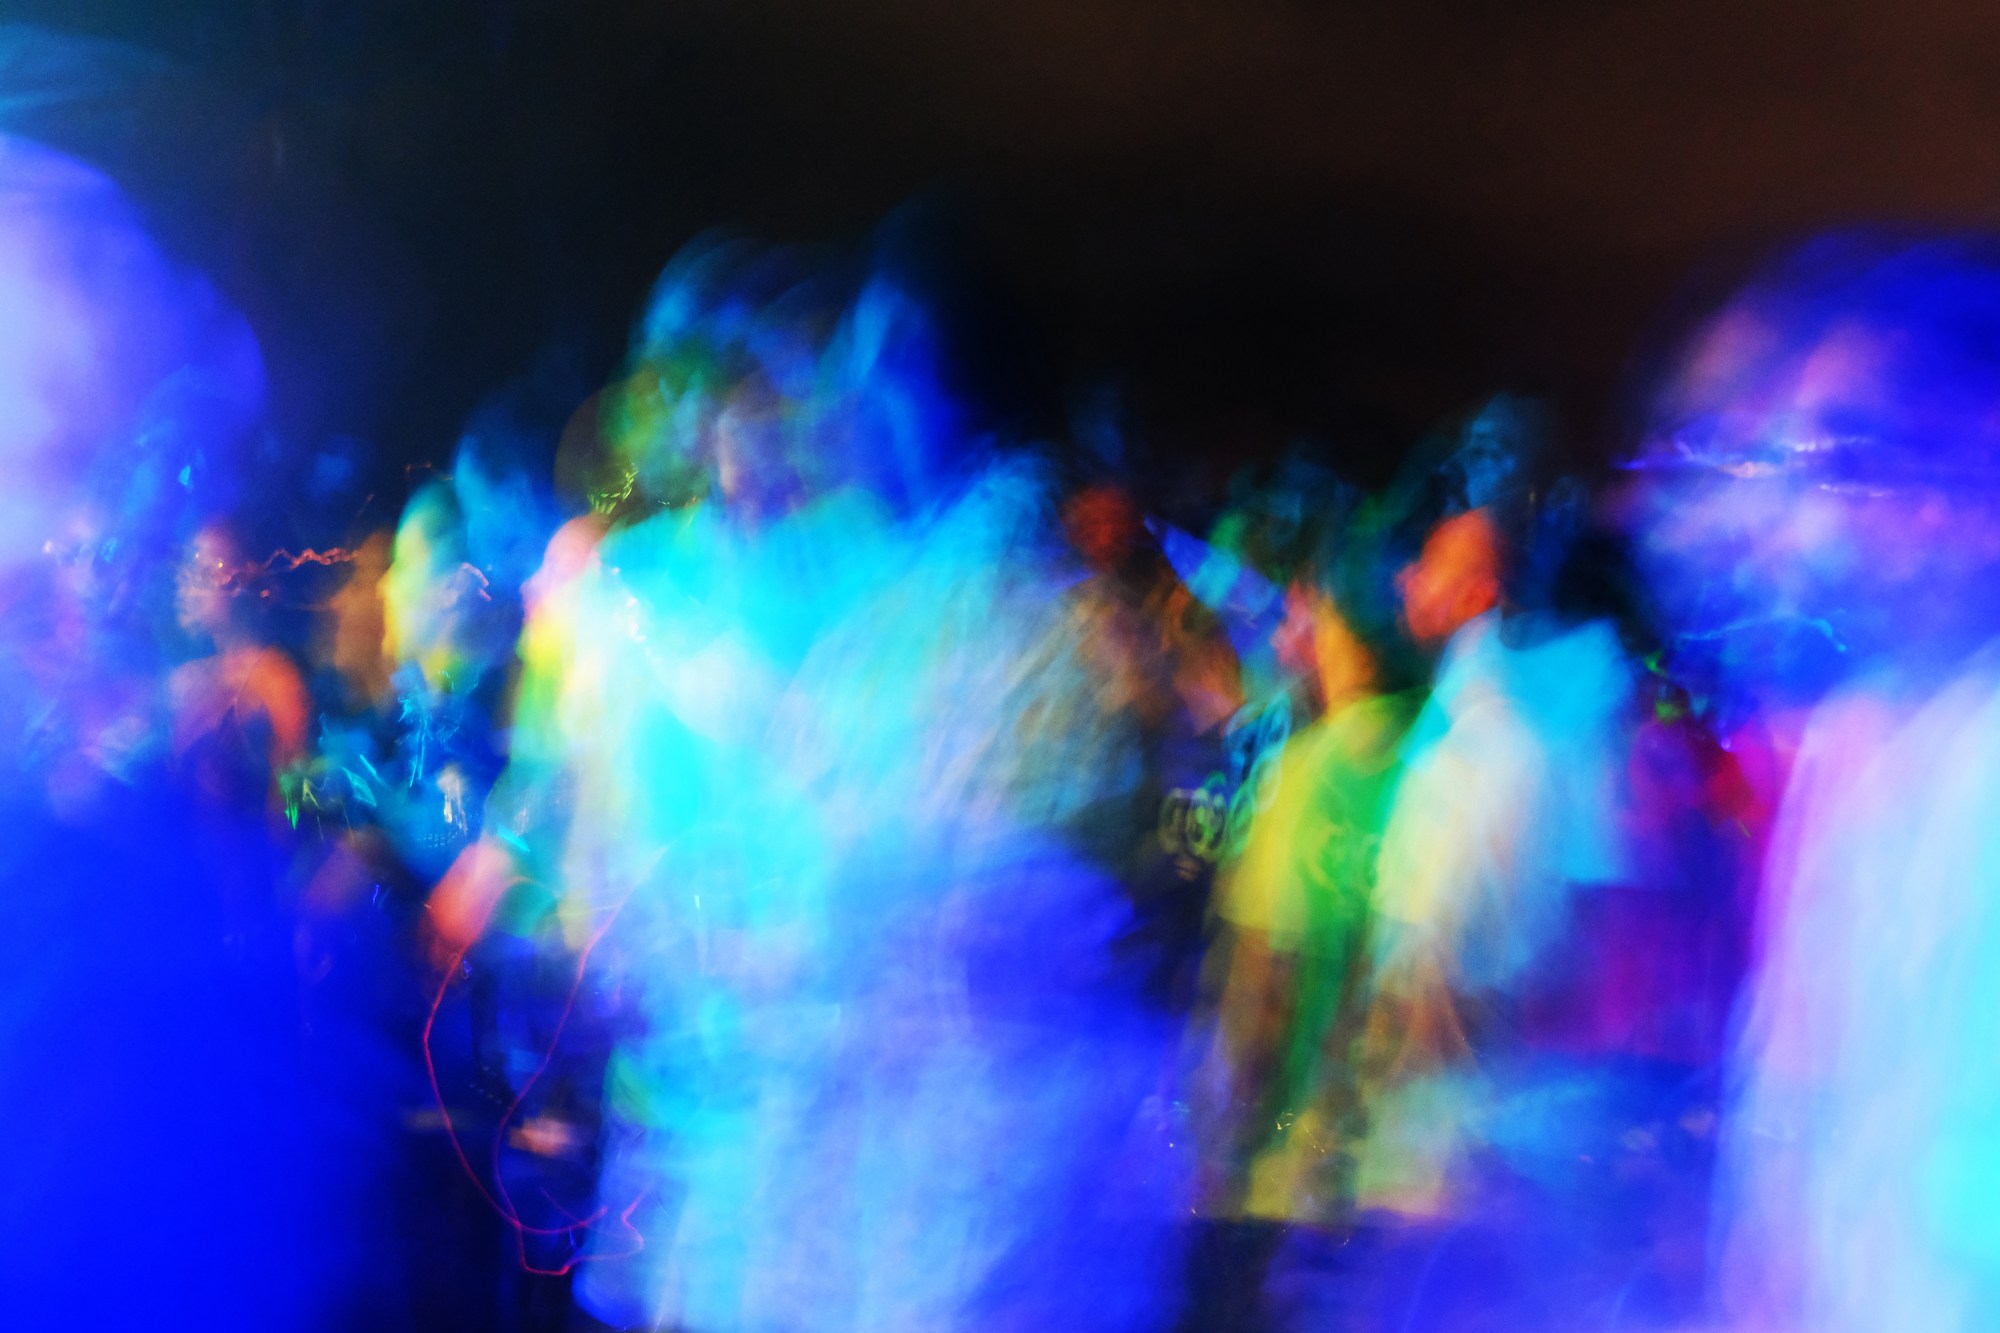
<box><xmin>1312</xmin><ymin>407</ymin><xmax>1688</xmax><ymax>1330</ymax></box>
<box><xmin>1625</xmin><ymin>234</ymin><xmax>2000</xmax><ymax>1333</ymax></box>
<box><xmin>424</xmin><ymin>238</ymin><xmax>1191</xmax><ymax>1332</ymax></box>
<box><xmin>317</xmin><ymin>527</ymin><xmax>397</xmax><ymax>711</ymax></box>
<box><xmin>374</xmin><ymin>478</ymin><xmax>521</xmax><ymax>884</ymax></box>
<box><xmin>167</xmin><ymin>521</ymin><xmax>312</xmax><ymax>815</ymax></box>
<box><xmin>0</xmin><ymin>131</ymin><xmax>361</xmax><ymax>1329</ymax></box>
<box><xmin>1190</xmin><ymin>505</ymin><xmax>1423</xmax><ymax>1231</ymax></box>
<box><xmin>1064</xmin><ymin>481</ymin><xmax>1246</xmax><ymax>1009</ymax></box>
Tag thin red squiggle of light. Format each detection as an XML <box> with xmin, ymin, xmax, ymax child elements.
<box><xmin>219</xmin><ymin>546</ymin><xmax>362</xmax><ymax>597</ymax></box>
<box><xmin>420</xmin><ymin>895</ymin><xmax>646</xmax><ymax>1276</ymax></box>
<box><xmin>255</xmin><ymin>547</ymin><xmax>361</xmax><ymax>573</ymax></box>
<box><xmin>492</xmin><ymin>898</ymin><xmax>644</xmax><ymax>1272</ymax></box>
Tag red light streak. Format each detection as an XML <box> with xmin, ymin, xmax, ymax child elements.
<box><xmin>420</xmin><ymin>892</ymin><xmax>645</xmax><ymax>1276</ymax></box>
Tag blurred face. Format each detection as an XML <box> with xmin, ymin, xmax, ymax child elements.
<box><xmin>44</xmin><ymin>509</ymin><xmax>109</xmax><ymax>613</ymax></box>
<box><xmin>1063</xmin><ymin>486</ymin><xmax>1144</xmax><ymax>572</ymax></box>
<box><xmin>523</xmin><ymin>516</ymin><xmax>606</xmax><ymax>619</ymax></box>
<box><xmin>713</xmin><ymin>379</ymin><xmax>790</xmax><ymax>514</ymax></box>
<box><xmin>1308</xmin><ymin>589</ymin><xmax>1376</xmax><ymax>708</ymax></box>
<box><xmin>175</xmin><ymin>526</ymin><xmax>239</xmax><ymax>638</ymax></box>
<box><xmin>1397</xmin><ymin>509</ymin><xmax>1501</xmax><ymax>647</ymax></box>
<box><xmin>1273</xmin><ymin>582</ymin><xmax>1377</xmax><ymax>710</ymax></box>
<box><xmin>1273</xmin><ymin>582</ymin><xmax>1318</xmax><ymax>682</ymax></box>
<box><xmin>1627</xmin><ymin>304</ymin><xmax>2000</xmax><ymax>693</ymax></box>
<box><xmin>1456</xmin><ymin>406</ymin><xmax>1522</xmax><ymax>510</ymax></box>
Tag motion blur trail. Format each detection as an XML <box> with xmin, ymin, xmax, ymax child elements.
<box><xmin>8</xmin><ymin>117</ymin><xmax>2000</xmax><ymax>1333</ymax></box>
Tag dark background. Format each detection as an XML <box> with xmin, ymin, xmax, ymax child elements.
<box><xmin>10</xmin><ymin>0</ymin><xmax>2000</xmax><ymax>507</ymax></box>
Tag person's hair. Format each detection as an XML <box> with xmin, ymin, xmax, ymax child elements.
<box><xmin>1308</xmin><ymin>495</ymin><xmax>1425</xmax><ymax>695</ymax></box>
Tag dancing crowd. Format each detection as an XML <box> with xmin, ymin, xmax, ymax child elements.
<box><xmin>4</xmin><ymin>136</ymin><xmax>1999</xmax><ymax>1332</ymax></box>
